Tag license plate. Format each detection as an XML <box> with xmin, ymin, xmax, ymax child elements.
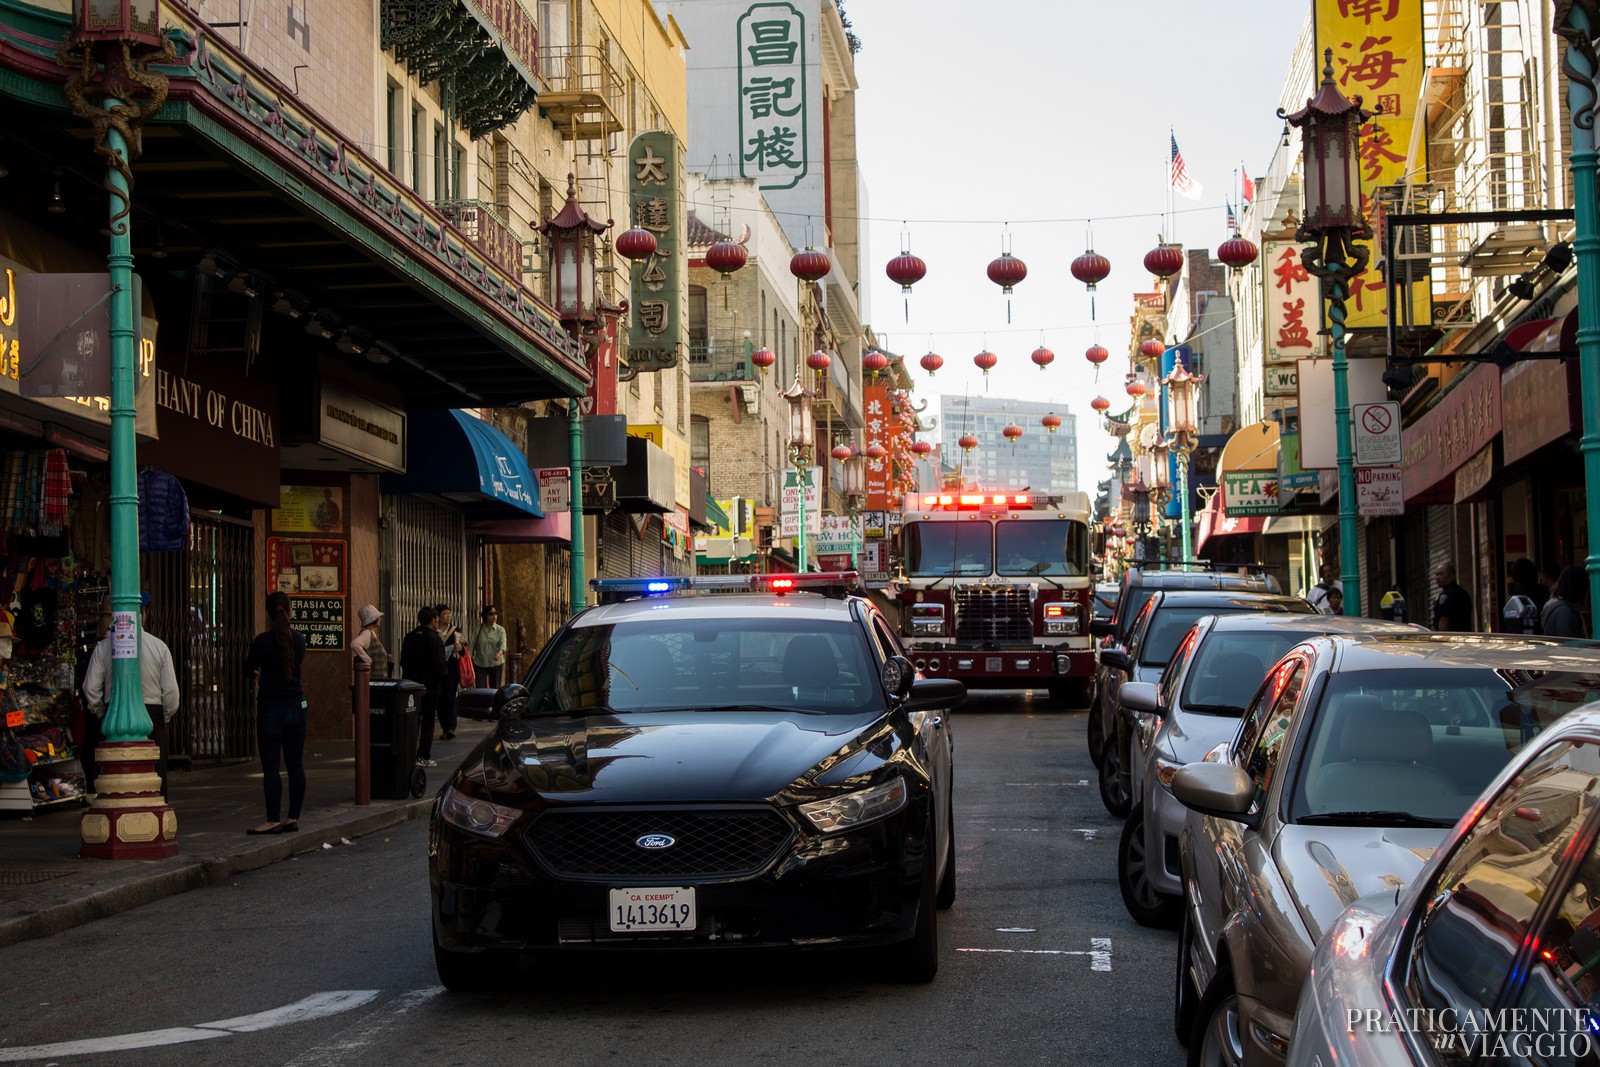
<box><xmin>608</xmin><ymin>886</ymin><xmax>697</xmax><ymax>933</ymax></box>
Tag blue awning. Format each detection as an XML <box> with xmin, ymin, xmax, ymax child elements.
<box><xmin>380</xmin><ymin>409</ymin><xmax>542</xmax><ymax>517</ymax></box>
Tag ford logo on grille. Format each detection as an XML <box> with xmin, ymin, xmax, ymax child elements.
<box><xmin>636</xmin><ymin>834</ymin><xmax>676</xmax><ymax>850</ymax></box>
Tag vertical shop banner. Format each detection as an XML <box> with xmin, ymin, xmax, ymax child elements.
<box><xmin>779</xmin><ymin>468</ymin><xmax>820</xmax><ymax>537</ymax></box>
<box><xmin>265</xmin><ymin>537</ymin><xmax>346</xmax><ymax>649</ymax></box>
<box><xmin>737</xmin><ymin>3</ymin><xmax>808</xmax><ymax>191</ymax></box>
<box><xmin>627</xmin><ymin>131</ymin><xmax>684</xmax><ymax>376</ymax></box>
<box><xmin>1263</xmin><ymin>240</ymin><xmax>1324</xmax><ymax>368</ymax></box>
<box><xmin>1314</xmin><ymin>0</ymin><xmax>1430</xmax><ymax>330</ymax></box>
<box><xmin>582</xmin><ymin>309</ymin><xmax>620</xmax><ymax>416</ymax></box>
<box><xmin>864</xmin><ymin>384</ymin><xmax>891</xmax><ymax>509</ymax></box>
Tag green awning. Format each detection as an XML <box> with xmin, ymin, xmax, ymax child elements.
<box><xmin>704</xmin><ymin>495</ymin><xmax>731</xmax><ymax>530</ymax></box>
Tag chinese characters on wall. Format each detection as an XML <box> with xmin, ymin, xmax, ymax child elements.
<box><xmin>737</xmin><ymin>3</ymin><xmax>809</xmax><ymax>191</ymax></box>
<box><xmin>626</xmin><ymin>131</ymin><xmax>685</xmax><ymax>376</ymax></box>
<box><xmin>1263</xmin><ymin>239</ymin><xmax>1324</xmax><ymax>395</ymax></box>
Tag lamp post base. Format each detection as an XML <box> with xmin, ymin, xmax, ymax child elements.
<box><xmin>79</xmin><ymin>741</ymin><xmax>178</xmax><ymax>859</ymax></box>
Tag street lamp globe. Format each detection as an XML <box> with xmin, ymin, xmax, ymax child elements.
<box><xmin>779</xmin><ymin>373</ymin><xmax>816</xmax><ymax>463</ymax></box>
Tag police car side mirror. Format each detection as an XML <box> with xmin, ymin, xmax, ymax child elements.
<box><xmin>493</xmin><ymin>682</ymin><xmax>530</xmax><ymax>720</ymax></box>
<box><xmin>882</xmin><ymin>656</ymin><xmax>916</xmax><ymax>701</ymax></box>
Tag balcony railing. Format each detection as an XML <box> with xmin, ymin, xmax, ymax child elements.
<box><xmin>536</xmin><ymin>45</ymin><xmax>625</xmax><ymax>141</ymax></box>
<box><xmin>434</xmin><ymin>199</ymin><xmax>526</xmax><ymax>278</ymax></box>
<box><xmin>689</xmin><ymin>339</ymin><xmax>755</xmax><ymax>382</ymax></box>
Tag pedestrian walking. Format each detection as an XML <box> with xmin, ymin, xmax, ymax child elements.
<box><xmin>400</xmin><ymin>606</ymin><xmax>445</xmax><ymax>767</ymax></box>
<box><xmin>81</xmin><ymin>591</ymin><xmax>180</xmax><ymax>797</ymax></box>
<box><xmin>350</xmin><ymin>603</ymin><xmax>389</xmax><ymax>678</ymax></box>
<box><xmin>435</xmin><ymin>603</ymin><xmax>461</xmax><ymax>741</ymax></box>
<box><xmin>245</xmin><ymin>591</ymin><xmax>308</xmax><ymax>835</ymax></box>
<box><xmin>1305</xmin><ymin>563</ymin><xmax>1342</xmax><ymax>615</ymax></box>
<box><xmin>1432</xmin><ymin>561</ymin><xmax>1474</xmax><ymax>632</ymax></box>
<box><xmin>471</xmin><ymin>605</ymin><xmax>507</xmax><ymax>688</ymax></box>
<box><xmin>1541</xmin><ymin>566</ymin><xmax>1589</xmax><ymax>638</ymax></box>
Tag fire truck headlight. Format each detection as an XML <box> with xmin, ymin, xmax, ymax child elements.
<box><xmin>909</xmin><ymin>602</ymin><xmax>946</xmax><ymax>636</ymax></box>
<box><xmin>1044</xmin><ymin>618</ymin><xmax>1079</xmax><ymax>636</ymax></box>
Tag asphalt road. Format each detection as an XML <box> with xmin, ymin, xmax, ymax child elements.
<box><xmin>0</xmin><ymin>691</ymin><xmax>1186</xmax><ymax>1067</ymax></box>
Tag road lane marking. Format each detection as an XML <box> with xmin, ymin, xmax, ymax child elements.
<box><xmin>0</xmin><ymin>991</ymin><xmax>380</xmax><ymax>1063</ymax></box>
<box><xmin>959</xmin><ymin>938</ymin><xmax>1114</xmax><ymax>971</ymax></box>
<box><xmin>1072</xmin><ymin>828</ymin><xmax>1099</xmax><ymax>841</ymax></box>
<box><xmin>285</xmin><ymin>987</ymin><xmax>444</xmax><ymax>1067</ymax></box>
<box><xmin>995</xmin><ymin>927</ymin><xmax>1037</xmax><ymax>933</ymax></box>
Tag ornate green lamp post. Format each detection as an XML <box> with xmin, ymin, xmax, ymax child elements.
<box><xmin>1162</xmin><ymin>364</ymin><xmax>1203</xmax><ymax>565</ymax></box>
<box><xmin>780</xmin><ymin>372</ymin><xmax>816</xmax><ymax>571</ymax></box>
<box><xmin>1281</xmin><ymin>50</ymin><xmax>1374</xmax><ymax>617</ymax></box>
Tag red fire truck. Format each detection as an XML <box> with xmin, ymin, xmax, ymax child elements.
<box><xmin>893</xmin><ymin>490</ymin><xmax>1094</xmax><ymax>703</ymax></box>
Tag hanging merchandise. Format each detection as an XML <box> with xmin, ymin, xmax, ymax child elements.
<box><xmin>137</xmin><ymin>469</ymin><xmax>190</xmax><ymax>552</ymax></box>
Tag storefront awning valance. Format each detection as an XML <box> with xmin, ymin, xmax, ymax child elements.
<box><xmin>1216</xmin><ymin>420</ymin><xmax>1281</xmax><ymax>520</ymax></box>
<box><xmin>1194</xmin><ymin>504</ymin><xmax>1267</xmax><ymax>556</ymax></box>
<box><xmin>381</xmin><ymin>410</ymin><xmax>542</xmax><ymax>518</ymax></box>
<box><xmin>704</xmin><ymin>495</ymin><xmax>731</xmax><ymax>530</ymax></box>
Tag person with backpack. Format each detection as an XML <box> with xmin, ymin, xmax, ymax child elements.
<box><xmin>1305</xmin><ymin>563</ymin><xmax>1342</xmax><ymax>615</ymax></box>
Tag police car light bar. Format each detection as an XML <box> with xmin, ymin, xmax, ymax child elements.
<box><xmin>590</xmin><ymin>573</ymin><xmax>861</xmax><ymax>603</ymax></box>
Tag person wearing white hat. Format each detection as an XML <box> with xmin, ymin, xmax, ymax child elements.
<box><xmin>350</xmin><ymin>604</ymin><xmax>389</xmax><ymax>678</ymax></box>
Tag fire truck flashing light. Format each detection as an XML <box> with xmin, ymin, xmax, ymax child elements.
<box><xmin>919</xmin><ymin>493</ymin><xmax>1030</xmax><ymax>509</ymax></box>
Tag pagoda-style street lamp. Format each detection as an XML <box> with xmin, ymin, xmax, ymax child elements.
<box><xmin>1162</xmin><ymin>364</ymin><xmax>1204</xmax><ymax>564</ymax></box>
<box><xmin>540</xmin><ymin>175</ymin><xmax>611</xmax><ymax>613</ymax></box>
<box><xmin>780</xmin><ymin>372</ymin><xmax>817</xmax><ymax>571</ymax></box>
<box><xmin>1281</xmin><ymin>49</ymin><xmax>1373</xmax><ymax>617</ymax></box>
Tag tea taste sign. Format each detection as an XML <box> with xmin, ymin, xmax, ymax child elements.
<box><xmin>1222</xmin><ymin>471</ymin><xmax>1280</xmax><ymax>516</ymax></box>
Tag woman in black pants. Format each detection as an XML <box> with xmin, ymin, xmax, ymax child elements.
<box><xmin>245</xmin><ymin>591</ymin><xmax>308</xmax><ymax>835</ymax></box>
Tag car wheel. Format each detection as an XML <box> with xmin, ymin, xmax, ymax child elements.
<box><xmin>433</xmin><ymin>930</ymin><xmax>518</xmax><ymax>991</ymax></box>
<box><xmin>936</xmin><ymin>797</ymin><xmax>957</xmax><ymax>910</ymax></box>
<box><xmin>886</xmin><ymin>843</ymin><xmax>940</xmax><ymax>983</ymax></box>
<box><xmin>1086</xmin><ymin>696</ymin><xmax>1106</xmax><ymax>767</ymax></box>
<box><xmin>1097</xmin><ymin>721</ymin><xmax>1131</xmax><ymax>818</ymax></box>
<box><xmin>410</xmin><ymin>765</ymin><xmax>428</xmax><ymax>798</ymax></box>
<box><xmin>1188</xmin><ymin>968</ymin><xmax>1244</xmax><ymax>1067</ymax></box>
<box><xmin>1118</xmin><ymin>805</ymin><xmax>1180</xmax><ymax>929</ymax></box>
<box><xmin>1174</xmin><ymin>909</ymin><xmax>1197</xmax><ymax>1045</ymax></box>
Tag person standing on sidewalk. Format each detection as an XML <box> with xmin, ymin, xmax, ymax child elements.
<box><xmin>471</xmin><ymin>605</ymin><xmax>507</xmax><ymax>688</ymax></box>
<box><xmin>350</xmin><ymin>604</ymin><xmax>389</xmax><ymax>678</ymax></box>
<box><xmin>81</xmin><ymin>591</ymin><xmax>180</xmax><ymax>798</ymax></box>
<box><xmin>245</xmin><ymin>591</ymin><xmax>307</xmax><ymax>835</ymax></box>
<box><xmin>434</xmin><ymin>603</ymin><xmax>461</xmax><ymax>741</ymax></box>
<box><xmin>400</xmin><ymin>606</ymin><xmax>445</xmax><ymax>767</ymax></box>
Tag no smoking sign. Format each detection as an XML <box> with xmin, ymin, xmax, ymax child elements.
<box><xmin>1353</xmin><ymin>401</ymin><xmax>1401</xmax><ymax>467</ymax></box>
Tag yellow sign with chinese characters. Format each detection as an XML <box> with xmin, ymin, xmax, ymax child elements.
<box><xmin>1314</xmin><ymin>0</ymin><xmax>1431</xmax><ymax>331</ymax></box>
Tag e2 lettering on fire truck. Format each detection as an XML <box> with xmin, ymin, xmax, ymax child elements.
<box><xmin>894</xmin><ymin>490</ymin><xmax>1094</xmax><ymax>704</ymax></box>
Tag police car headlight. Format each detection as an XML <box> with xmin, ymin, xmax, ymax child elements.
<box><xmin>439</xmin><ymin>785</ymin><xmax>520</xmax><ymax>838</ymax></box>
<box><xmin>799</xmin><ymin>777</ymin><xmax>908</xmax><ymax>832</ymax></box>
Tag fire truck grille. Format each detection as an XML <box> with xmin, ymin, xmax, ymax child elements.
<box><xmin>954</xmin><ymin>587</ymin><xmax>1033</xmax><ymax>642</ymax></box>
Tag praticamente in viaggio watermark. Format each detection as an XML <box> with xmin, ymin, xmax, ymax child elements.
<box><xmin>1347</xmin><ymin>1008</ymin><xmax>1600</xmax><ymax>1057</ymax></box>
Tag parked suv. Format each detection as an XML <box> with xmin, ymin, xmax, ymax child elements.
<box><xmin>1087</xmin><ymin>565</ymin><xmax>1283</xmax><ymax>767</ymax></box>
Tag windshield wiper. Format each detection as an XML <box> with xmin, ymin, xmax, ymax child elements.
<box><xmin>1297</xmin><ymin>810</ymin><xmax>1457</xmax><ymax>828</ymax></box>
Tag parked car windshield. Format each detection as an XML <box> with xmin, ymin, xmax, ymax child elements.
<box><xmin>525</xmin><ymin>618</ymin><xmax>886</xmax><ymax>714</ymax></box>
<box><xmin>903</xmin><ymin>521</ymin><xmax>992</xmax><ymax>577</ymax></box>
<box><xmin>1288</xmin><ymin>667</ymin><xmax>1600</xmax><ymax>825</ymax></box>
<box><xmin>1138</xmin><ymin>605</ymin><xmax>1304</xmax><ymax>667</ymax></box>
<box><xmin>995</xmin><ymin>519</ymin><xmax>1089</xmax><ymax>577</ymax></box>
<box><xmin>1180</xmin><ymin>630</ymin><xmax>1315</xmax><ymax>713</ymax></box>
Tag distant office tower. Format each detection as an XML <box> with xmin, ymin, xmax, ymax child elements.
<box><xmin>940</xmin><ymin>396</ymin><xmax>1078</xmax><ymax>494</ymax></box>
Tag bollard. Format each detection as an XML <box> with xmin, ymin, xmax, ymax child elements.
<box><xmin>352</xmin><ymin>659</ymin><xmax>371</xmax><ymax>806</ymax></box>
<box><xmin>508</xmin><ymin>650</ymin><xmax>523</xmax><ymax>680</ymax></box>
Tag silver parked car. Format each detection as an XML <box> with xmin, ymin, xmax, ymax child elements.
<box><xmin>1115</xmin><ymin>613</ymin><xmax>1419</xmax><ymax>929</ymax></box>
<box><xmin>1288</xmin><ymin>704</ymin><xmax>1600</xmax><ymax>1067</ymax></box>
<box><xmin>1173</xmin><ymin>633</ymin><xmax>1600</xmax><ymax>1067</ymax></box>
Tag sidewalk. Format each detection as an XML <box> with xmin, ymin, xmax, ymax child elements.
<box><xmin>0</xmin><ymin>718</ymin><xmax>496</xmax><ymax>948</ymax></box>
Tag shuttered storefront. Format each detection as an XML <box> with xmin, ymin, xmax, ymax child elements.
<box><xmin>380</xmin><ymin>495</ymin><xmax>479</xmax><ymax>654</ymax></box>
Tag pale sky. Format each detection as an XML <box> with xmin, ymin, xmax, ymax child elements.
<box><xmin>847</xmin><ymin>0</ymin><xmax>1312</xmax><ymax>496</ymax></box>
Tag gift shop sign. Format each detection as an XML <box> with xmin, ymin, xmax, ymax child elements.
<box><xmin>1401</xmin><ymin>366</ymin><xmax>1500</xmax><ymax>502</ymax></box>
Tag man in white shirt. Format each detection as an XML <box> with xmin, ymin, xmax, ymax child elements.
<box><xmin>1305</xmin><ymin>564</ymin><xmax>1343</xmax><ymax>615</ymax></box>
<box><xmin>82</xmin><ymin>591</ymin><xmax>181</xmax><ymax>797</ymax></box>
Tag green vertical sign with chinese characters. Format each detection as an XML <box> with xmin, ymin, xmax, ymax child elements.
<box><xmin>627</xmin><ymin>131</ymin><xmax>685</xmax><ymax>375</ymax></box>
<box><xmin>737</xmin><ymin>2</ymin><xmax>808</xmax><ymax>190</ymax></box>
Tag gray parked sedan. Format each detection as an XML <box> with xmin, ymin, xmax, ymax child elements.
<box><xmin>1288</xmin><ymin>704</ymin><xmax>1600</xmax><ymax>1067</ymax></box>
<box><xmin>1173</xmin><ymin>633</ymin><xmax>1600</xmax><ymax>1067</ymax></box>
<box><xmin>1115</xmin><ymin>613</ymin><xmax>1419</xmax><ymax>929</ymax></box>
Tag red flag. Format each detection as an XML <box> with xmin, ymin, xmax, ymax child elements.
<box><xmin>1241</xmin><ymin>166</ymin><xmax>1255</xmax><ymax>204</ymax></box>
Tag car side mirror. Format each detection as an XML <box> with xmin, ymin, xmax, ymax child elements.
<box><xmin>1119</xmin><ymin>681</ymin><xmax>1164</xmax><ymax>717</ymax></box>
<box><xmin>882</xmin><ymin>655</ymin><xmax>916</xmax><ymax>701</ymax></box>
<box><xmin>1100</xmin><ymin>648</ymin><xmax>1132</xmax><ymax>673</ymax></box>
<box><xmin>904</xmin><ymin>677</ymin><xmax>965</xmax><ymax>712</ymax></box>
<box><xmin>1171</xmin><ymin>763</ymin><xmax>1257</xmax><ymax>825</ymax></box>
<box><xmin>1090</xmin><ymin>619</ymin><xmax>1115</xmax><ymax>638</ymax></box>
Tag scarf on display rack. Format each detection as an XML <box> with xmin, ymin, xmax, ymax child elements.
<box><xmin>1</xmin><ymin>449</ymin><xmax>70</xmax><ymax>536</ymax></box>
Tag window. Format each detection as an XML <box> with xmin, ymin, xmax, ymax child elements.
<box><xmin>1180</xmin><ymin>630</ymin><xmax>1310</xmax><ymax>716</ymax></box>
<box><xmin>410</xmin><ymin>105</ymin><xmax>424</xmax><ymax>192</ymax></box>
<box><xmin>995</xmin><ymin>519</ymin><xmax>1087</xmax><ymax>577</ymax></box>
<box><xmin>1158</xmin><ymin>625</ymin><xmax>1201</xmax><ymax>712</ymax></box>
<box><xmin>433</xmin><ymin>122</ymin><xmax>447</xmax><ymax>199</ymax></box>
<box><xmin>691</xmin><ymin>417</ymin><xmax>710</xmax><ymax>484</ymax></box>
<box><xmin>538</xmin><ymin>0</ymin><xmax>569</xmax><ymax>81</ymax></box>
<box><xmin>1240</xmin><ymin>659</ymin><xmax>1303</xmax><ymax>804</ymax></box>
<box><xmin>386</xmin><ymin>81</ymin><xmax>401</xmax><ymax>174</ymax></box>
<box><xmin>902</xmin><ymin>521</ymin><xmax>992</xmax><ymax>578</ymax></box>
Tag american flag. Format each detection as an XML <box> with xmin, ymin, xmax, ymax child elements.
<box><xmin>1241</xmin><ymin>166</ymin><xmax>1255</xmax><ymax>203</ymax></box>
<box><xmin>1226</xmin><ymin>201</ymin><xmax>1237</xmax><ymax>231</ymax></box>
<box><xmin>1170</xmin><ymin>133</ymin><xmax>1203</xmax><ymax>201</ymax></box>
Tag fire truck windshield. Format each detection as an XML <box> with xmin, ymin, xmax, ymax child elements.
<box><xmin>996</xmin><ymin>520</ymin><xmax>1089</xmax><ymax>577</ymax></box>
<box><xmin>903</xmin><ymin>522</ymin><xmax>993</xmax><ymax>577</ymax></box>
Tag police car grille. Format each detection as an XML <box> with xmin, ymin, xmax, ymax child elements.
<box><xmin>954</xmin><ymin>587</ymin><xmax>1033</xmax><ymax>641</ymax></box>
<box><xmin>526</xmin><ymin>808</ymin><xmax>794</xmax><ymax>880</ymax></box>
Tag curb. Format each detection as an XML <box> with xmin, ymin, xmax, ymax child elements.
<box><xmin>0</xmin><ymin>796</ymin><xmax>435</xmax><ymax>949</ymax></box>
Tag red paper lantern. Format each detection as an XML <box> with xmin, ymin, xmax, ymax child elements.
<box><xmin>751</xmin><ymin>346</ymin><xmax>775</xmax><ymax>372</ymax></box>
<box><xmin>1070</xmin><ymin>249</ymin><xmax>1111</xmax><ymax>290</ymax></box>
<box><xmin>863</xmin><ymin>349</ymin><xmax>890</xmax><ymax>374</ymax></box>
<box><xmin>1085</xmin><ymin>344</ymin><xmax>1109</xmax><ymax>366</ymax></box>
<box><xmin>1041</xmin><ymin>413</ymin><xmax>1062</xmax><ymax>433</ymax></box>
<box><xmin>987</xmin><ymin>252</ymin><xmax>1027</xmax><ymax>294</ymax></box>
<box><xmin>911</xmin><ymin>439</ymin><xmax>933</xmax><ymax>456</ymax></box>
<box><xmin>974</xmin><ymin>349</ymin><xmax>998</xmax><ymax>375</ymax></box>
<box><xmin>1030</xmin><ymin>345</ymin><xmax>1055</xmax><ymax>371</ymax></box>
<box><xmin>1144</xmin><ymin>242</ymin><xmax>1184</xmax><ymax>280</ymax></box>
<box><xmin>1139</xmin><ymin>338</ymin><xmax>1166</xmax><ymax>360</ymax></box>
<box><xmin>705</xmin><ymin>240</ymin><xmax>748</xmax><ymax>276</ymax></box>
<box><xmin>790</xmin><ymin>247</ymin><xmax>831</xmax><ymax>282</ymax></box>
<box><xmin>1002</xmin><ymin>423</ymin><xmax>1024</xmax><ymax>442</ymax></box>
<box><xmin>920</xmin><ymin>351</ymin><xmax>944</xmax><ymax>376</ymax></box>
<box><xmin>831</xmin><ymin>442</ymin><xmax>854</xmax><ymax>462</ymax></box>
<box><xmin>806</xmin><ymin>349</ymin><xmax>832</xmax><ymax>370</ymax></box>
<box><xmin>1217</xmin><ymin>235</ymin><xmax>1260</xmax><ymax>271</ymax></box>
<box><xmin>1090</xmin><ymin>396</ymin><xmax>1111</xmax><ymax>413</ymax></box>
<box><xmin>886</xmin><ymin>251</ymin><xmax>927</xmax><ymax>294</ymax></box>
<box><xmin>957</xmin><ymin>433</ymin><xmax>979</xmax><ymax>452</ymax></box>
<box><xmin>865</xmin><ymin>442</ymin><xmax>889</xmax><ymax>460</ymax></box>
<box><xmin>1126</xmin><ymin>378</ymin><xmax>1148</xmax><ymax>398</ymax></box>
<box><xmin>1111</xmin><ymin>523</ymin><xmax>1127</xmax><ymax>538</ymax></box>
<box><xmin>615</xmin><ymin>227</ymin><xmax>657</xmax><ymax>262</ymax></box>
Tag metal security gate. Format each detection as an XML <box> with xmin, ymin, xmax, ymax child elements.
<box><xmin>380</xmin><ymin>495</ymin><xmax>477</xmax><ymax>655</ymax></box>
<box><xmin>142</xmin><ymin>513</ymin><xmax>255</xmax><ymax>762</ymax></box>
